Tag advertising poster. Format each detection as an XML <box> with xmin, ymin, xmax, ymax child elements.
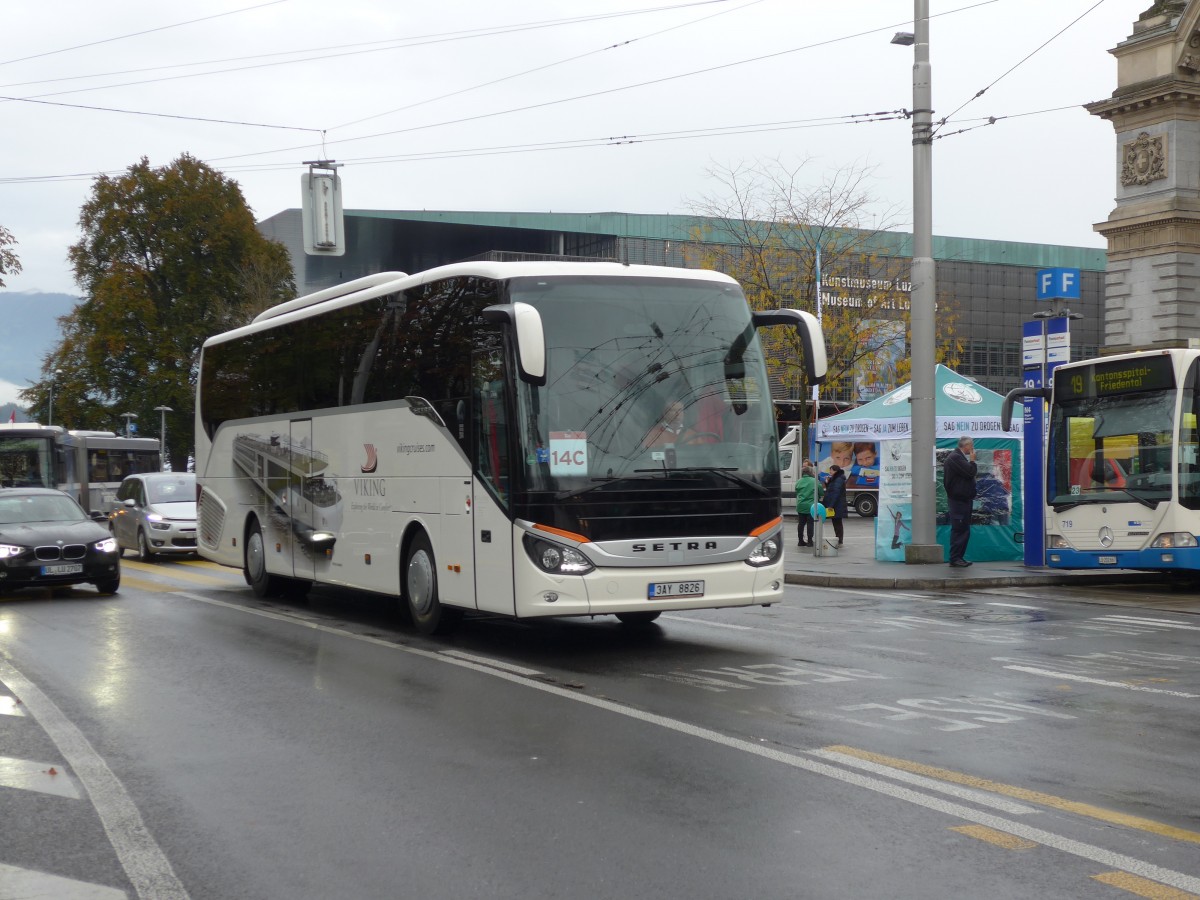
<box><xmin>875</xmin><ymin>439</ymin><xmax>912</xmax><ymax>562</ymax></box>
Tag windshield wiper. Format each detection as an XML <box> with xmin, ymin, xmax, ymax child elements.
<box><xmin>635</xmin><ymin>465</ymin><xmax>768</xmax><ymax>494</ymax></box>
<box><xmin>1053</xmin><ymin>488</ymin><xmax>1157</xmax><ymax>512</ymax></box>
<box><xmin>553</xmin><ymin>475</ymin><xmax>649</xmax><ymax>501</ymax></box>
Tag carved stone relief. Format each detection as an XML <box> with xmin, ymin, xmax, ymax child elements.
<box><xmin>1121</xmin><ymin>132</ymin><xmax>1167</xmax><ymax>186</ymax></box>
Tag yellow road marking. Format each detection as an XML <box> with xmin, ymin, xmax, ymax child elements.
<box><xmin>1093</xmin><ymin>871</ymin><xmax>1200</xmax><ymax>899</ymax></box>
<box><xmin>119</xmin><ymin>575</ymin><xmax>183</xmax><ymax>593</ymax></box>
<box><xmin>827</xmin><ymin>746</ymin><xmax>1200</xmax><ymax>846</ymax></box>
<box><xmin>949</xmin><ymin>825</ymin><xmax>1037</xmax><ymax>850</ymax></box>
<box><xmin>120</xmin><ymin>561</ymin><xmax>235</xmax><ymax>588</ymax></box>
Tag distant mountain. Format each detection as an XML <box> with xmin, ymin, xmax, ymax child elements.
<box><xmin>0</xmin><ymin>291</ymin><xmax>79</xmax><ymax>392</ymax></box>
<box><xmin>1</xmin><ymin>403</ymin><xmax>31</xmax><ymax>423</ymax></box>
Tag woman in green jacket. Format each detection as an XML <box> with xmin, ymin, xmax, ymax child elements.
<box><xmin>795</xmin><ymin>464</ymin><xmax>823</xmax><ymax>547</ymax></box>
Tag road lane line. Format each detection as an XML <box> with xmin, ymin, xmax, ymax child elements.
<box><xmin>809</xmin><ymin>749</ymin><xmax>1039</xmax><ymax>815</ymax></box>
<box><xmin>987</xmin><ymin>603</ymin><xmax>1044</xmax><ymax>610</ymax></box>
<box><xmin>1096</xmin><ymin>616</ymin><xmax>1200</xmax><ymax>632</ymax></box>
<box><xmin>118</xmin><ymin>575</ymin><xmax>184</xmax><ymax>594</ymax></box>
<box><xmin>0</xmin><ymin>661</ymin><xmax>189</xmax><ymax>900</ymax></box>
<box><xmin>0</xmin><ymin>862</ymin><xmax>127</xmax><ymax>899</ymax></box>
<box><xmin>0</xmin><ymin>754</ymin><xmax>82</xmax><ymax>799</ymax></box>
<box><xmin>1093</xmin><ymin>871</ymin><xmax>1200</xmax><ymax>899</ymax></box>
<box><xmin>825</xmin><ymin>745</ymin><xmax>1200</xmax><ymax>846</ymax></box>
<box><xmin>119</xmin><ymin>561</ymin><xmax>233</xmax><ymax>587</ymax></box>
<box><xmin>663</xmin><ymin>615</ymin><xmax>754</xmax><ymax>631</ymax></box>
<box><xmin>170</xmin><ymin>590</ymin><xmax>1200</xmax><ymax>893</ymax></box>
<box><xmin>950</xmin><ymin>825</ymin><xmax>1038</xmax><ymax>850</ymax></box>
<box><xmin>1003</xmin><ymin>665</ymin><xmax>1200</xmax><ymax>698</ymax></box>
<box><xmin>439</xmin><ymin>649</ymin><xmax>543</xmax><ymax>676</ymax></box>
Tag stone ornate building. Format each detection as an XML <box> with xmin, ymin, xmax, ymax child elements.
<box><xmin>1088</xmin><ymin>0</ymin><xmax>1200</xmax><ymax>350</ymax></box>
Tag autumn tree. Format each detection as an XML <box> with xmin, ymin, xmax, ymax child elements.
<box><xmin>21</xmin><ymin>155</ymin><xmax>294</xmax><ymax>470</ymax></box>
<box><xmin>686</xmin><ymin>157</ymin><xmax>961</xmax><ymax>448</ymax></box>
<box><xmin>0</xmin><ymin>225</ymin><xmax>21</xmax><ymax>288</ymax></box>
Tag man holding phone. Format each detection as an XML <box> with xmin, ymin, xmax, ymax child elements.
<box><xmin>943</xmin><ymin>436</ymin><xmax>978</xmax><ymax>567</ymax></box>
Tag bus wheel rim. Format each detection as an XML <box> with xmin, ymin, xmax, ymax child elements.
<box><xmin>408</xmin><ymin>550</ymin><xmax>433</xmax><ymax>616</ymax></box>
<box><xmin>248</xmin><ymin>531</ymin><xmax>265</xmax><ymax>580</ymax></box>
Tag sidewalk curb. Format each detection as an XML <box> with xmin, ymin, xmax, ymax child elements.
<box><xmin>783</xmin><ymin>572</ymin><xmax>1170</xmax><ymax>591</ymax></box>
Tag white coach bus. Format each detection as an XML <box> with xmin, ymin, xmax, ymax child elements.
<box><xmin>194</xmin><ymin>262</ymin><xmax>825</xmax><ymax>632</ymax></box>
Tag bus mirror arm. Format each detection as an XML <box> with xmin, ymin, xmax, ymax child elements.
<box><xmin>483</xmin><ymin>302</ymin><xmax>547</xmax><ymax>385</ymax></box>
<box><xmin>1000</xmin><ymin>386</ymin><xmax>1050</xmax><ymax>431</ymax></box>
<box><xmin>751</xmin><ymin>309</ymin><xmax>828</xmax><ymax>385</ymax></box>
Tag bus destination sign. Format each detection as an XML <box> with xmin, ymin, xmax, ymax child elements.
<box><xmin>1054</xmin><ymin>354</ymin><xmax>1175</xmax><ymax>400</ymax></box>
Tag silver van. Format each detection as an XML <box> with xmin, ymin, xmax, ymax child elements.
<box><xmin>109</xmin><ymin>472</ymin><xmax>198</xmax><ymax>559</ymax></box>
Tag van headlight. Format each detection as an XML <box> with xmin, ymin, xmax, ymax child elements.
<box><xmin>747</xmin><ymin>535</ymin><xmax>782</xmax><ymax>567</ymax></box>
<box><xmin>523</xmin><ymin>535</ymin><xmax>594</xmax><ymax>575</ymax></box>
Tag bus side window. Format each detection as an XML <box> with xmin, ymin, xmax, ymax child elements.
<box><xmin>473</xmin><ymin>347</ymin><xmax>509</xmax><ymax>506</ymax></box>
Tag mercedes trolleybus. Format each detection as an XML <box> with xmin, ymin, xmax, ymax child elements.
<box><xmin>1003</xmin><ymin>348</ymin><xmax>1200</xmax><ymax>571</ymax></box>
<box><xmin>194</xmin><ymin>262</ymin><xmax>826</xmax><ymax>632</ymax></box>
<box><xmin>0</xmin><ymin>423</ymin><xmax>161</xmax><ymax>512</ymax></box>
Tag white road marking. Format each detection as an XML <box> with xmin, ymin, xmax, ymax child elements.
<box><xmin>808</xmin><ymin>749</ymin><xmax>1039</xmax><ymax>815</ymax></box>
<box><xmin>439</xmin><ymin>649</ymin><xmax>543</xmax><ymax>676</ymax></box>
<box><xmin>1002</xmin><ymin>665</ymin><xmax>1200</xmax><ymax>698</ymax></box>
<box><xmin>0</xmin><ymin>861</ymin><xmax>127</xmax><ymax>899</ymax></box>
<box><xmin>987</xmin><ymin>603</ymin><xmax>1044</xmax><ymax>610</ymax></box>
<box><xmin>810</xmin><ymin>586</ymin><xmax>934</xmax><ymax>601</ymax></box>
<box><xmin>0</xmin><ymin>754</ymin><xmax>82</xmax><ymax>799</ymax></box>
<box><xmin>0</xmin><ymin>695</ymin><xmax>25</xmax><ymax>716</ymax></box>
<box><xmin>663</xmin><ymin>615</ymin><xmax>753</xmax><ymax>631</ymax></box>
<box><xmin>173</xmin><ymin>591</ymin><xmax>1200</xmax><ymax>893</ymax></box>
<box><xmin>1094</xmin><ymin>615</ymin><xmax>1200</xmax><ymax>632</ymax></box>
<box><xmin>0</xmin><ymin>662</ymin><xmax>189</xmax><ymax>900</ymax></box>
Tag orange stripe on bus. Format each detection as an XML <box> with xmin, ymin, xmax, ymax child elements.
<box><xmin>533</xmin><ymin>523</ymin><xmax>590</xmax><ymax>544</ymax></box>
<box><xmin>750</xmin><ymin>517</ymin><xmax>783</xmax><ymax>537</ymax></box>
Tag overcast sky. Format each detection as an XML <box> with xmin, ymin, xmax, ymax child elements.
<box><xmin>0</xmin><ymin>0</ymin><xmax>1147</xmax><ymax>401</ymax></box>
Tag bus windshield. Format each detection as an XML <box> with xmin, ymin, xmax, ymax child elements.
<box><xmin>1047</xmin><ymin>388</ymin><xmax>1175</xmax><ymax>508</ymax></box>
<box><xmin>509</xmin><ymin>276</ymin><xmax>778</xmax><ymax>497</ymax></box>
<box><xmin>0</xmin><ymin>433</ymin><xmax>55</xmax><ymax>488</ymax></box>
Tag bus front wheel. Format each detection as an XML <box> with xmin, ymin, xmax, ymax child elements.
<box><xmin>404</xmin><ymin>533</ymin><xmax>459</xmax><ymax>635</ymax></box>
<box><xmin>246</xmin><ymin>519</ymin><xmax>283</xmax><ymax>598</ymax></box>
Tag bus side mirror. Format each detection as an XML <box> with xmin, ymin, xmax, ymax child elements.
<box><xmin>752</xmin><ymin>309</ymin><xmax>827</xmax><ymax>384</ymax></box>
<box><xmin>1000</xmin><ymin>386</ymin><xmax>1050</xmax><ymax>431</ymax></box>
<box><xmin>483</xmin><ymin>302</ymin><xmax>547</xmax><ymax>385</ymax></box>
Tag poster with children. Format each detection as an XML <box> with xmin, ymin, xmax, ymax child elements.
<box><xmin>816</xmin><ymin>440</ymin><xmax>880</xmax><ymax>488</ymax></box>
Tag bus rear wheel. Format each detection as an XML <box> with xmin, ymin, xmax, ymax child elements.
<box><xmin>404</xmin><ymin>533</ymin><xmax>459</xmax><ymax>635</ymax></box>
<box><xmin>245</xmin><ymin>519</ymin><xmax>283</xmax><ymax>598</ymax></box>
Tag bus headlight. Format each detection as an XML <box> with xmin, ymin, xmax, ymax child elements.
<box><xmin>523</xmin><ymin>535</ymin><xmax>594</xmax><ymax>576</ymax></box>
<box><xmin>747</xmin><ymin>535</ymin><xmax>782</xmax><ymax>567</ymax></box>
<box><xmin>1151</xmin><ymin>532</ymin><xmax>1199</xmax><ymax>549</ymax></box>
<box><xmin>1047</xmin><ymin>534</ymin><xmax>1073</xmax><ymax>550</ymax></box>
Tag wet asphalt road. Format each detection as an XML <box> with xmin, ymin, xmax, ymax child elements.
<box><xmin>1</xmin><ymin>555</ymin><xmax>1199</xmax><ymax>899</ymax></box>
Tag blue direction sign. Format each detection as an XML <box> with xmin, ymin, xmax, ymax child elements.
<box><xmin>1036</xmin><ymin>268</ymin><xmax>1081</xmax><ymax>302</ymax></box>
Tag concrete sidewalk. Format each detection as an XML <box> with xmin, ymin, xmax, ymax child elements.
<box><xmin>781</xmin><ymin>514</ymin><xmax>1167</xmax><ymax>591</ymax></box>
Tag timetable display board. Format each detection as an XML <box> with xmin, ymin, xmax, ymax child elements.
<box><xmin>1054</xmin><ymin>355</ymin><xmax>1175</xmax><ymax>401</ymax></box>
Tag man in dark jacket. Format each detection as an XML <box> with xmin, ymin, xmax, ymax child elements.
<box><xmin>942</xmin><ymin>436</ymin><xmax>977</xmax><ymax>567</ymax></box>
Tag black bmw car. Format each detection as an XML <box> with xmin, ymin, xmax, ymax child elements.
<box><xmin>0</xmin><ymin>488</ymin><xmax>121</xmax><ymax>595</ymax></box>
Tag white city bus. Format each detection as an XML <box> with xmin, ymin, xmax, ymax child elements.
<box><xmin>0</xmin><ymin>423</ymin><xmax>161</xmax><ymax>512</ymax></box>
<box><xmin>194</xmin><ymin>262</ymin><xmax>826</xmax><ymax>632</ymax></box>
<box><xmin>1003</xmin><ymin>349</ymin><xmax>1200</xmax><ymax>571</ymax></box>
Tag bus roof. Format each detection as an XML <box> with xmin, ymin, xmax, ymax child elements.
<box><xmin>209</xmin><ymin>261</ymin><xmax>740</xmax><ymax>349</ymax></box>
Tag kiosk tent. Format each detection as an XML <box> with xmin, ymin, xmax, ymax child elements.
<box><xmin>814</xmin><ymin>365</ymin><xmax>1023</xmax><ymax>562</ymax></box>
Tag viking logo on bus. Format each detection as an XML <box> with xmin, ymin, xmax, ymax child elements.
<box><xmin>361</xmin><ymin>444</ymin><xmax>378</xmax><ymax>474</ymax></box>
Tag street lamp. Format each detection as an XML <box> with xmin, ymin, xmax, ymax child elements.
<box><xmin>48</xmin><ymin>368</ymin><xmax>62</xmax><ymax>427</ymax></box>
<box><xmin>899</xmin><ymin>0</ymin><xmax>943</xmax><ymax>565</ymax></box>
<box><xmin>121</xmin><ymin>412</ymin><xmax>138</xmax><ymax>438</ymax></box>
<box><xmin>154</xmin><ymin>405</ymin><xmax>173</xmax><ymax>467</ymax></box>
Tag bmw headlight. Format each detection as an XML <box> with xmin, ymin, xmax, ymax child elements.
<box><xmin>0</xmin><ymin>544</ymin><xmax>25</xmax><ymax>559</ymax></box>
<box><xmin>94</xmin><ymin>537</ymin><xmax>118</xmax><ymax>554</ymax></box>
<box><xmin>523</xmin><ymin>535</ymin><xmax>594</xmax><ymax>575</ymax></box>
<box><xmin>747</xmin><ymin>535</ymin><xmax>782</xmax><ymax>567</ymax></box>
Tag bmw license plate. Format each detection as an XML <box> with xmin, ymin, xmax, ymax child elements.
<box><xmin>648</xmin><ymin>580</ymin><xmax>704</xmax><ymax>599</ymax></box>
<box><xmin>42</xmin><ymin>563</ymin><xmax>84</xmax><ymax>576</ymax></box>
<box><xmin>1097</xmin><ymin>556</ymin><xmax>1118</xmax><ymax>565</ymax></box>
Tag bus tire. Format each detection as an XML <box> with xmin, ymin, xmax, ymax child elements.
<box><xmin>137</xmin><ymin>529</ymin><xmax>155</xmax><ymax>560</ymax></box>
<box><xmin>616</xmin><ymin>611</ymin><xmax>662</xmax><ymax>625</ymax></box>
<box><xmin>245</xmin><ymin>519</ymin><xmax>283</xmax><ymax>598</ymax></box>
<box><xmin>854</xmin><ymin>494</ymin><xmax>878</xmax><ymax>518</ymax></box>
<box><xmin>404</xmin><ymin>532</ymin><xmax>459</xmax><ymax>635</ymax></box>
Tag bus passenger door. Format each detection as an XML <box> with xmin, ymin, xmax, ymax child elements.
<box><xmin>289</xmin><ymin>418</ymin><xmax>318</xmax><ymax>584</ymax></box>
<box><xmin>472</xmin><ymin>354</ymin><xmax>516</xmax><ymax>616</ymax></box>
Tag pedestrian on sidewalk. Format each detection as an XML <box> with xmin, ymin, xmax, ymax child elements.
<box><xmin>795</xmin><ymin>463</ymin><xmax>824</xmax><ymax>546</ymax></box>
<box><xmin>943</xmin><ymin>436</ymin><xmax>978</xmax><ymax>567</ymax></box>
<box><xmin>823</xmin><ymin>464</ymin><xmax>848</xmax><ymax>546</ymax></box>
